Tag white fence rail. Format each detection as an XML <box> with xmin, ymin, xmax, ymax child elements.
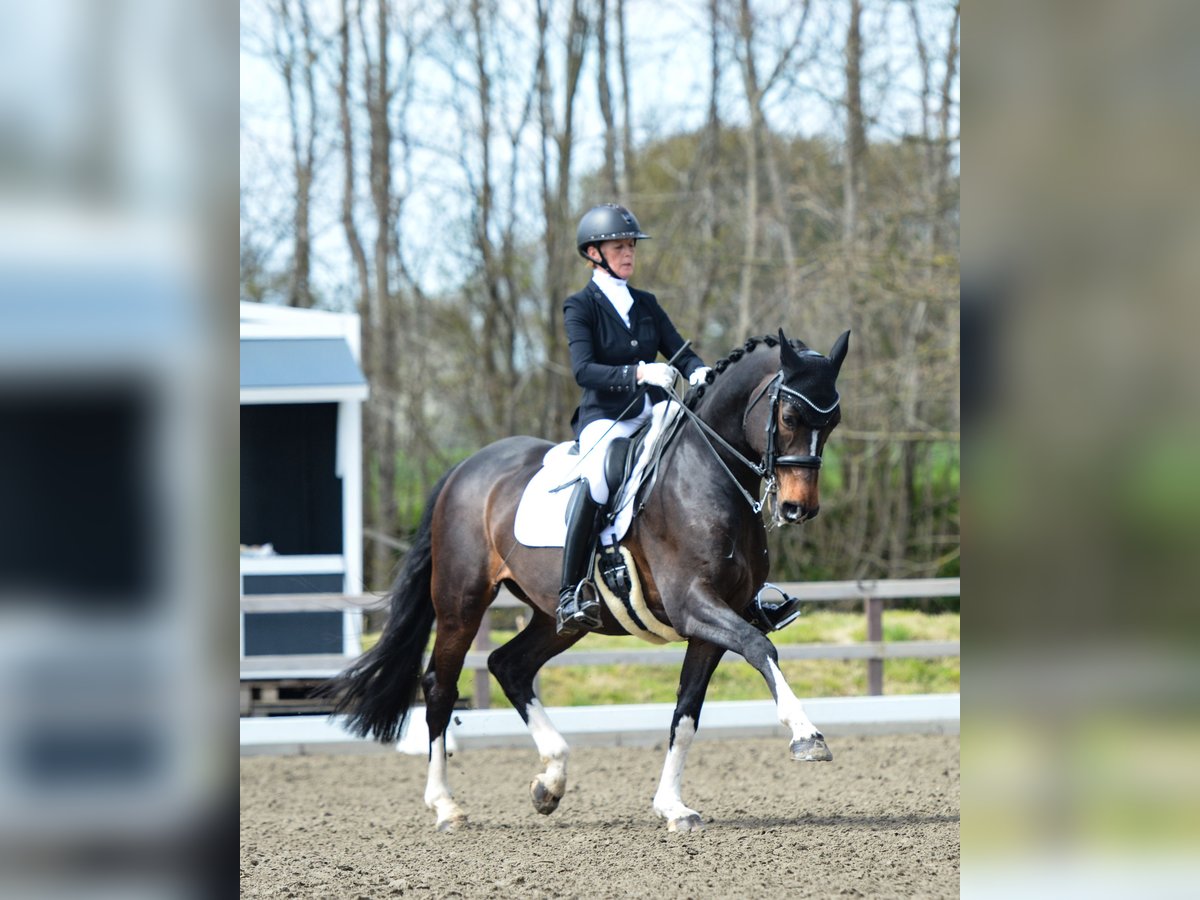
<box><xmin>240</xmin><ymin>578</ymin><xmax>959</xmax><ymax>714</ymax></box>
<box><xmin>241</xmin><ymin>694</ymin><xmax>961</xmax><ymax>755</ymax></box>
<box><xmin>472</xmin><ymin>577</ymin><xmax>959</xmax><ymax>702</ymax></box>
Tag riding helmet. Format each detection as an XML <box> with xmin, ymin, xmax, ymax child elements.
<box><xmin>576</xmin><ymin>204</ymin><xmax>651</xmax><ymax>259</ymax></box>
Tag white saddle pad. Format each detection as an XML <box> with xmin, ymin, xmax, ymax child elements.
<box><xmin>513</xmin><ymin>401</ymin><xmax>682</xmax><ymax>548</ymax></box>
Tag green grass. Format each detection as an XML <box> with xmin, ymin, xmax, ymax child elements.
<box><xmin>361</xmin><ymin>609</ymin><xmax>959</xmax><ymax>708</ymax></box>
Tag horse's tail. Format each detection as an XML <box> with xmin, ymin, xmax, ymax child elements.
<box><xmin>317</xmin><ymin>463</ymin><xmax>460</xmax><ymax>743</ymax></box>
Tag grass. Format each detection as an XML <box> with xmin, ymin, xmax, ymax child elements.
<box><xmin>361</xmin><ymin>609</ymin><xmax>959</xmax><ymax>709</ymax></box>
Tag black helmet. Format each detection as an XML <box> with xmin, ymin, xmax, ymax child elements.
<box><xmin>576</xmin><ymin>204</ymin><xmax>651</xmax><ymax>259</ymax></box>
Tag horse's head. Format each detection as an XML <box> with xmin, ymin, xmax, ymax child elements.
<box><xmin>758</xmin><ymin>328</ymin><xmax>850</xmax><ymax>525</ymax></box>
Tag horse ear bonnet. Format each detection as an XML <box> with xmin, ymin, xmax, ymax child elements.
<box><xmin>778</xmin><ymin>328</ymin><xmax>843</xmax><ymax>426</ymax></box>
<box><xmin>828</xmin><ymin>330</ymin><xmax>850</xmax><ymax>376</ymax></box>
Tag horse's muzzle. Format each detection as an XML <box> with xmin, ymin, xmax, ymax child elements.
<box><xmin>775</xmin><ymin>467</ymin><xmax>820</xmax><ymax>524</ymax></box>
<box><xmin>779</xmin><ymin>501</ymin><xmax>818</xmax><ymax>523</ymax></box>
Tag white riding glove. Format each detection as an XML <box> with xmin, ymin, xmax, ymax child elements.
<box><xmin>688</xmin><ymin>366</ymin><xmax>712</xmax><ymax>387</ymax></box>
<box><xmin>638</xmin><ymin>362</ymin><xmax>676</xmax><ymax>389</ymax></box>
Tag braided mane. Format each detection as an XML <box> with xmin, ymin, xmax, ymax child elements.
<box><xmin>684</xmin><ymin>333</ymin><xmax>808</xmax><ymax>409</ymax></box>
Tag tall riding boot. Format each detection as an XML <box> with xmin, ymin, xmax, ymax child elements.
<box><xmin>556</xmin><ymin>479</ymin><xmax>605</xmax><ymax>636</ymax></box>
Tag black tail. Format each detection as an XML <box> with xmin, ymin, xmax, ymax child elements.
<box><xmin>316</xmin><ymin>464</ymin><xmax>459</xmax><ymax>743</ymax></box>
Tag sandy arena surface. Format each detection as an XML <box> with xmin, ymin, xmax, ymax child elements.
<box><xmin>241</xmin><ymin>733</ymin><xmax>959</xmax><ymax>899</ymax></box>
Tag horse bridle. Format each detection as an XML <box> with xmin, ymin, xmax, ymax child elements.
<box><xmin>751</xmin><ymin>370</ymin><xmax>840</xmax><ymax>474</ymax></box>
<box><xmin>671</xmin><ymin>362</ymin><xmax>840</xmax><ymax>515</ymax></box>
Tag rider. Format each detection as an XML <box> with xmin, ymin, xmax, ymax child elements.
<box><xmin>556</xmin><ymin>203</ymin><xmax>711</xmax><ymax>636</ymax></box>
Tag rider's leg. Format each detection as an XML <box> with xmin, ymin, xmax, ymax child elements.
<box><xmin>555</xmin><ymin>478</ymin><xmax>605</xmax><ymax>635</ymax></box>
<box><xmin>556</xmin><ymin>411</ymin><xmax>652</xmax><ymax>636</ymax></box>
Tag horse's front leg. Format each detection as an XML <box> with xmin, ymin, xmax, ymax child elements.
<box><xmin>767</xmin><ymin>655</ymin><xmax>834</xmax><ymax>761</ymax></box>
<box><xmin>765</xmin><ymin>655</ymin><xmax>833</xmax><ymax>761</ymax></box>
<box><xmin>683</xmin><ymin>595</ymin><xmax>832</xmax><ymax>763</ymax></box>
<box><xmin>652</xmin><ymin>639</ymin><xmax>725</xmax><ymax>832</ymax></box>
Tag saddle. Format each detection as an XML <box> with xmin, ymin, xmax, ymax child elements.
<box><xmin>512</xmin><ymin>401</ymin><xmax>685</xmax><ymax>548</ymax></box>
<box><xmin>598</xmin><ymin>406</ymin><xmax>686</xmax><ymax>523</ymax></box>
<box><xmin>600</xmin><ymin>427</ymin><xmax>646</xmax><ymax>510</ymax></box>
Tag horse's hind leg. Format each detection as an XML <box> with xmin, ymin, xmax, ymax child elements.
<box><xmin>421</xmin><ymin>605</ymin><xmax>486</xmax><ymax>831</ymax></box>
<box><xmin>487</xmin><ymin>611</ymin><xmax>584</xmax><ymax>815</ymax></box>
<box><xmin>652</xmin><ymin>639</ymin><xmax>725</xmax><ymax>832</ymax></box>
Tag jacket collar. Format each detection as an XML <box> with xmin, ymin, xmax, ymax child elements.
<box><xmin>586</xmin><ymin>280</ymin><xmax>638</xmax><ymax>333</ymax></box>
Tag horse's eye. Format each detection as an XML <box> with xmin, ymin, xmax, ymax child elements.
<box><xmin>782</xmin><ymin>413</ymin><xmax>798</xmax><ymax>429</ymax></box>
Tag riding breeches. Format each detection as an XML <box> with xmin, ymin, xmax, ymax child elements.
<box><xmin>575</xmin><ymin>400</ymin><xmax>653</xmax><ymax>505</ymax></box>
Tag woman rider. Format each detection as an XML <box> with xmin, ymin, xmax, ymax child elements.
<box><xmin>556</xmin><ymin>203</ymin><xmax>710</xmax><ymax>636</ymax></box>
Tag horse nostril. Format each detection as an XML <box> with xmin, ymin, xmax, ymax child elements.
<box><xmin>781</xmin><ymin>502</ymin><xmax>803</xmax><ymax>522</ymax></box>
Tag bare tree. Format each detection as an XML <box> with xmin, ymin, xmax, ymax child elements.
<box><xmin>679</xmin><ymin>0</ymin><xmax>726</xmax><ymax>341</ymax></box>
<box><xmin>247</xmin><ymin>0</ymin><xmax>322</xmax><ymax>308</ymax></box>
<box><xmin>732</xmin><ymin>0</ymin><xmax>812</xmax><ymax>329</ymax></box>
<box><xmin>456</xmin><ymin>0</ymin><xmax>538</xmax><ymax>438</ymax></box>
<box><xmin>337</xmin><ymin>0</ymin><xmax>370</xmax><ymax>318</ymax></box>
<box><xmin>597</xmin><ymin>0</ymin><xmax>619</xmax><ymax>196</ymax></box>
<box><xmin>934</xmin><ymin>2</ymin><xmax>960</xmax><ymax>249</ymax></box>
<box><xmin>616</xmin><ymin>0</ymin><xmax>634</xmax><ymax>195</ymax></box>
<box><xmin>906</xmin><ymin>0</ymin><xmax>959</xmax><ymax>258</ymax></box>
<box><xmin>331</xmin><ymin>0</ymin><xmax>428</xmax><ymax>586</ymax></box>
<box><xmin>733</xmin><ymin>0</ymin><xmax>761</xmax><ymax>341</ymax></box>
<box><xmin>357</xmin><ymin>0</ymin><xmax>402</xmax><ymax>586</ymax></box>
<box><xmin>842</xmin><ymin>0</ymin><xmax>867</xmax><ymax>250</ymax></box>
<box><xmin>536</xmin><ymin>0</ymin><xmax>590</xmax><ymax>441</ymax></box>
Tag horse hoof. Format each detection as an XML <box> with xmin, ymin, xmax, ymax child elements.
<box><xmin>790</xmin><ymin>735</ymin><xmax>833</xmax><ymax>762</ymax></box>
<box><xmin>668</xmin><ymin>814</ymin><xmax>704</xmax><ymax>833</ymax></box>
<box><xmin>530</xmin><ymin>778</ymin><xmax>562</xmax><ymax>815</ymax></box>
<box><xmin>436</xmin><ymin>814</ymin><xmax>467</xmax><ymax>833</ymax></box>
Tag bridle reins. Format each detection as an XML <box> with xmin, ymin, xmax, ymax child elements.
<box><xmin>669</xmin><ymin>361</ymin><xmax>840</xmax><ymax>515</ymax></box>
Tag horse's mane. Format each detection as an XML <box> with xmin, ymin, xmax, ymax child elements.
<box><xmin>684</xmin><ymin>333</ymin><xmax>808</xmax><ymax>409</ymax></box>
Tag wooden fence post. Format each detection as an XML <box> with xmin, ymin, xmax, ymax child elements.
<box><xmin>866</xmin><ymin>592</ymin><xmax>884</xmax><ymax>695</ymax></box>
<box><xmin>474</xmin><ymin>609</ymin><xmax>492</xmax><ymax>708</ymax></box>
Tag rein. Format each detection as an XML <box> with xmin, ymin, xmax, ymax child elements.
<box><xmin>667</xmin><ymin>383</ymin><xmax>771</xmax><ymax>514</ymax></box>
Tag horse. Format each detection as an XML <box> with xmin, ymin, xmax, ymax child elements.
<box><xmin>320</xmin><ymin>328</ymin><xmax>850</xmax><ymax>832</ymax></box>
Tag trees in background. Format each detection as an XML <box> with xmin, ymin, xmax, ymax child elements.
<box><xmin>241</xmin><ymin>0</ymin><xmax>960</xmax><ymax>589</ymax></box>
<box><xmin>243</xmin><ymin>0</ymin><xmax>322</xmax><ymax>309</ymax></box>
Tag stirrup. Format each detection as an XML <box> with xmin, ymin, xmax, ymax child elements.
<box><xmin>749</xmin><ymin>583</ymin><xmax>804</xmax><ymax>633</ymax></box>
<box><xmin>556</xmin><ymin>581</ymin><xmax>601</xmax><ymax>635</ymax></box>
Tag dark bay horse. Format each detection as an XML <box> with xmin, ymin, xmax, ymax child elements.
<box><xmin>321</xmin><ymin>329</ymin><xmax>850</xmax><ymax>832</ymax></box>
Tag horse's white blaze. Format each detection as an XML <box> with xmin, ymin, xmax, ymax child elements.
<box><xmin>767</xmin><ymin>659</ymin><xmax>819</xmax><ymax>740</ymax></box>
<box><xmin>652</xmin><ymin>715</ymin><xmax>701</xmax><ymax>825</ymax></box>
<box><xmin>809</xmin><ymin>429</ymin><xmax>820</xmax><ymax>456</ymax></box>
<box><xmin>526</xmin><ymin>699</ymin><xmax>569</xmax><ymax>797</ymax></box>
<box><xmin>424</xmin><ymin>735</ymin><xmax>465</xmax><ymax>825</ymax></box>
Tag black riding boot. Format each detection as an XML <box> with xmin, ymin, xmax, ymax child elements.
<box><xmin>555</xmin><ymin>479</ymin><xmax>605</xmax><ymax>636</ymax></box>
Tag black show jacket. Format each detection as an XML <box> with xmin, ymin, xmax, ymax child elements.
<box><xmin>564</xmin><ymin>280</ymin><xmax>705</xmax><ymax>438</ymax></box>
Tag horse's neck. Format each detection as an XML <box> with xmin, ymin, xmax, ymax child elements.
<box><xmin>655</xmin><ymin>351</ymin><xmax>776</xmax><ymax>512</ymax></box>
<box><xmin>695</xmin><ymin>351</ymin><xmax>778</xmax><ymax>458</ymax></box>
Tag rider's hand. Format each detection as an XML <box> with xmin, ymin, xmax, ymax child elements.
<box><xmin>637</xmin><ymin>362</ymin><xmax>676</xmax><ymax>389</ymax></box>
<box><xmin>688</xmin><ymin>366</ymin><xmax>712</xmax><ymax>387</ymax></box>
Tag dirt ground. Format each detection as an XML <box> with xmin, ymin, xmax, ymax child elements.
<box><xmin>241</xmin><ymin>733</ymin><xmax>959</xmax><ymax>899</ymax></box>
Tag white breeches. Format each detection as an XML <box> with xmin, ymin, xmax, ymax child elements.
<box><xmin>576</xmin><ymin>399</ymin><xmax>653</xmax><ymax>505</ymax></box>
